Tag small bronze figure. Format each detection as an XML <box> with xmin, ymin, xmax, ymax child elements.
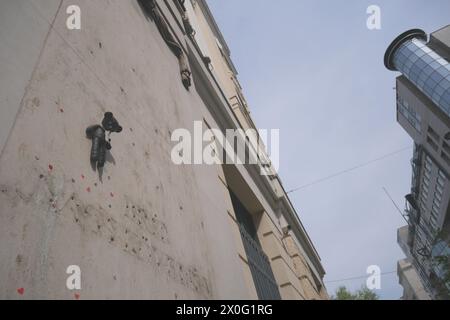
<box><xmin>86</xmin><ymin>112</ymin><xmax>122</xmax><ymax>169</ymax></box>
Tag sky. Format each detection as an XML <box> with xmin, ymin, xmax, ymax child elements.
<box><xmin>207</xmin><ymin>0</ymin><xmax>450</xmax><ymax>299</ymax></box>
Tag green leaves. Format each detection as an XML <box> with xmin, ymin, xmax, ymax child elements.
<box><xmin>332</xmin><ymin>286</ymin><xmax>380</xmax><ymax>300</ymax></box>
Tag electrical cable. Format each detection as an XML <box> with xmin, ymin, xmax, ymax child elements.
<box><xmin>325</xmin><ymin>271</ymin><xmax>397</xmax><ymax>284</ymax></box>
<box><xmin>287</xmin><ymin>146</ymin><xmax>413</xmax><ymax>194</ymax></box>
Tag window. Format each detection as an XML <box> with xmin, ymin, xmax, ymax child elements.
<box><xmin>421</xmin><ymin>191</ymin><xmax>428</xmax><ymax>203</ymax></box>
<box><xmin>436</xmin><ymin>183</ymin><xmax>444</xmax><ymax>195</ymax></box>
<box><xmin>427</xmin><ymin>136</ymin><xmax>439</xmax><ymax>152</ymax></box>
<box><xmin>420</xmin><ymin>201</ymin><xmax>427</xmax><ymax>213</ymax></box>
<box><xmin>422</xmin><ymin>184</ymin><xmax>429</xmax><ymax>196</ymax></box>
<box><xmin>437</xmin><ymin>177</ymin><xmax>445</xmax><ymax>189</ymax></box>
<box><xmin>397</xmin><ymin>96</ymin><xmax>421</xmax><ymax>132</ymax></box>
<box><xmin>432</xmin><ymin>204</ymin><xmax>440</xmax><ymax>217</ymax></box>
<box><xmin>423</xmin><ymin>176</ymin><xmax>430</xmax><ymax>187</ymax></box>
<box><xmin>433</xmin><ymin>196</ymin><xmax>441</xmax><ymax>206</ymax></box>
<box><xmin>228</xmin><ymin>191</ymin><xmax>281</xmax><ymax>300</ymax></box>
<box><xmin>428</xmin><ymin>126</ymin><xmax>440</xmax><ymax>141</ymax></box>
<box><xmin>438</xmin><ymin>170</ymin><xmax>447</xmax><ymax>180</ymax></box>
<box><xmin>443</xmin><ymin>141</ymin><xmax>450</xmax><ymax>155</ymax></box>
<box><xmin>430</xmin><ymin>215</ymin><xmax>438</xmax><ymax>230</ymax></box>
<box><xmin>442</xmin><ymin>152</ymin><xmax>450</xmax><ymax>166</ymax></box>
<box><xmin>434</xmin><ymin>191</ymin><xmax>442</xmax><ymax>203</ymax></box>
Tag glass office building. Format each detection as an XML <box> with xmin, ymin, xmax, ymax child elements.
<box><xmin>385</xmin><ymin>27</ymin><xmax>450</xmax><ymax>299</ymax></box>
<box><xmin>385</xmin><ymin>29</ymin><xmax>450</xmax><ymax>117</ymax></box>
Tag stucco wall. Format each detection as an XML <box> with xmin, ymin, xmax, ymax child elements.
<box><xmin>0</xmin><ymin>0</ymin><xmax>250</xmax><ymax>299</ymax></box>
<box><xmin>0</xmin><ymin>0</ymin><xmax>62</xmax><ymax>154</ymax></box>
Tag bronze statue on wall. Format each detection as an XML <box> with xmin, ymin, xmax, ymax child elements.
<box><xmin>86</xmin><ymin>112</ymin><xmax>122</xmax><ymax>170</ymax></box>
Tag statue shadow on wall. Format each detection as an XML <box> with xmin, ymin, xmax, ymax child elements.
<box><xmin>90</xmin><ymin>151</ymin><xmax>116</xmax><ymax>183</ymax></box>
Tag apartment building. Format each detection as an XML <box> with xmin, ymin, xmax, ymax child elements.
<box><xmin>384</xmin><ymin>26</ymin><xmax>450</xmax><ymax>299</ymax></box>
<box><xmin>0</xmin><ymin>0</ymin><xmax>327</xmax><ymax>299</ymax></box>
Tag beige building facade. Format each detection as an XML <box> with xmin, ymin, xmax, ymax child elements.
<box><xmin>397</xmin><ymin>259</ymin><xmax>431</xmax><ymax>300</ymax></box>
<box><xmin>0</xmin><ymin>0</ymin><xmax>327</xmax><ymax>299</ymax></box>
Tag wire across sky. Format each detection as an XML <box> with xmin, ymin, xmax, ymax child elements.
<box><xmin>287</xmin><ymin>146</ymin><xmax>413</xmax><ymax>194</ymax></box>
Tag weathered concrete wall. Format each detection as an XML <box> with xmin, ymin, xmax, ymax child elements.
<box><xmin>0</xmin><ymin>0</ymin><xmax>250</xmax><ymax>299</ymax></box>
<box><xmin>0</xmin><ymin>0</ymin><xmax>61</xmax><ymax>154</ymax></box>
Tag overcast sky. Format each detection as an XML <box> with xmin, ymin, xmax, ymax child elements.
<box><xmin>207</xmin><ymin>0</ymin><xmax>450</xmax><ymax>299</ymax></box>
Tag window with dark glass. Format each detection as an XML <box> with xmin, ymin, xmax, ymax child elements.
<box><xmin>228</xmin><ymin>191</ymin><xmax>281</xmax><ymax>300</ymax></box>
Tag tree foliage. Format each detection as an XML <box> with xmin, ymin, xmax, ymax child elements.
<box><xmin>332</xmin><ymin>286</ymin><xmax>379</xmax><ymax>300</ymax></box>
<box><xmin>431</xmin><ymin>235</ymin><xmax>450</xmax><ymax>299</ymax></box>
<box><xmin>432</xmin><ymin>254</ymin><xmax>450</xmax><ymax>299</ymax></box>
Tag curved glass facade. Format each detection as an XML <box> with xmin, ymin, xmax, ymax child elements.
<box><xmin>392</xmin><ymin>38</ymin><xmax>450</xmax><ymax>116</ymax></box>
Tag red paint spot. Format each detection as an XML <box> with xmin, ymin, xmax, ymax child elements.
<box><xmin>110</xmin><ymin>192</ymin><xmax>114</xmax><ymax>198</ymax></box>
<box><xmin>17</xmin><ymin>288</ymin><xmax>24</xmax><ymax>295</ymax></box>
<box><xmin>86</xmin><ymin>187</ymin><xmax>91</xmax><ymax>193</ymax></box>
<box><xmin>48</xmin><ymin>164</ymin><xmax>53</xmax><ymax>171</ymax></box>
<box><xmin>81</xmin><ymin>174</ymin><xmax>85</xmax><ymax>180</ymax></box>
<box><xmin>74</xmin><ymin>293</ymin><xmax>80</xmax><ymax>300</ymax></box>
